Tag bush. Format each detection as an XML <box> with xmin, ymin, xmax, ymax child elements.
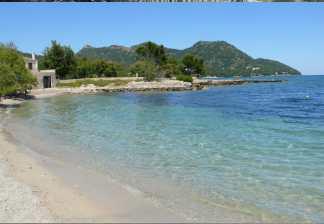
<box><xmin>160</xmin><ymin>62</ymin><xmax>181</xmax><ymax>78</ymax></box>
<box><xmin>182</xmin><ymin>54</ymin><xmax>205</xmax><ymax>76</ymax></box>
<box><xmin>0</xmin><ymin>46</ymin><xmax>37</xmax><ymax>98</ymax></box>
<box><xmin>40</xmin><ymin>41</ymin><xmax>77</xmax><ymax>80</ymax></box>
<box><xmin>130</xmin><ymin>60</ymin><xmax>157</xmax><ymax>81</ymax></box>
<box><xmin>0</xmin><ymin>64</ymin><xmax>17</xmax><ymax>98</ymax></box>
<box><xmin>56</xmin><ymin>79</ymin><xmax>130</xmax><ymax>88</ymax></box>
<box><xmin>176</xmin><ymin>74</ymin><xmax>193</xmax><ymax>83</ymax></box>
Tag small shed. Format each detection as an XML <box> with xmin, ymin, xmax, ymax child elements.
<box><xmin>24</xmin><ymin>54</ymin><xmax>56</xmax><ymax>89</ymax></box>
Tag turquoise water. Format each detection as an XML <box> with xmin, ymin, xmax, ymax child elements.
<box><xmin>7</xmin><ymin>75</ymin><xmax>324</xmax><ymax>222</ymax></box>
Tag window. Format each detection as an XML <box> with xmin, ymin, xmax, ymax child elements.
<box><xmin>28</xmin><ymin>62</ymin><xmax>33</xmax><ymax>70</ymax></box>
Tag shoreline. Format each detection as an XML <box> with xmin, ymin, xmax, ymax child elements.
<box><xmin>0</xmin><ymin>79</ymin><xmax>194</xmax><ymax>106</ymax></box>
<box><xmin>0</xmin><ymin>111</ymin><xmax>186</xmax><ymax>222</ymax></box>
<box><xmin>0</xmin><ymin>117</ymin><xmax>106</xmax><ymax>222</ymax></box>
<box><xmin>1</xmin><ymin>110</ymin><xmax>262</xmax><ymax>223</ymax></box>
<box><xmin>0</xmin><ymin>78</ymin><xmax>287</xmax><ymax>108</ymax></box>
<box><xmin>0</xmin><ymin>77</ymin><xmax>289</xmax><ymax>222</ymax></box>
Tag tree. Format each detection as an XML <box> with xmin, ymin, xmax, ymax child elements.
<box><xmin>93</xmin><ymin>60</ymin><xmax>119</xmax><ymax>77</ymax></box>
<box><xmin>103</xmin><ymin>63</ymin><xmax>118</xmax><ymax>77</ymax></box>
<box><xmin>0</xmin><ymin>41</ymin><xmax>17</xmax><ymax>50</ymax></box>
<box><xmin>135</xmin><ymin>42</ymin><xmax>167</xmax><ymax>65</ymax></box>
<box><xmin>94</xmin><ymin>60</ymin><xmax>108</xmax><ymax>77</ymax></box>
<box><xmin>40</xmin><ymin>41</ymin><xmax>77</xmax><ymax>80</ymax></box>
<box><xmin>160</xmin><ymin>57</ymin><xmax>181</xmax><ymax>78</ymax></box>
<box><xmin>75</xmin><ymin>57</ymin><xmax>96</xmax><ymax>78</ymax></box>
<box><xmin>182</xmin><ymin>54</ymin><xmax>205</xmax><ymax>76</ymax></box>
<box><xmin>74</xmin><ymin>57</ymin><xmax>127</xmax><ymax>79</ymax></box>
<box><xmin>0</xmin><ymin>46</ymin><xmax>37</xmax><ymax>98</ymax></box>
<box><xmin>0</xmin><ymin>64</ymin><xmax>17</xmax><ymax>100</ymax></box>
<box><xmin>113</xmin><ymin>63</ymin><xmax>128</xmax><ymax>77</ymax></box>
<box><xmin>130</xmin><ymin>60</ymin><xmax>157</xmax><ymax>81</ymax></box>
<box><xmin>16</xmin><ymin>68</ymin><xmax>38</xmax><ymax>94</ymax></box>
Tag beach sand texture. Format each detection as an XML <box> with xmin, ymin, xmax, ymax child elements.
<box><xmin>0</xmin><ymin>128</ymin><xmax>53</xmax><ymax>222</ymax></box>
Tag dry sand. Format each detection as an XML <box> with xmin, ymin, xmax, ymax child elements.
<box><xmin>0</xmin><ymin>128</ymin><xmax>53</xmax><ymax>222</ymax></box>
<box><xmin>0</xmin><ymin>127</ymin><xmax>112</xmax><ymax>222</ymax></box>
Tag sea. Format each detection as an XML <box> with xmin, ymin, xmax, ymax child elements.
<box><xmin>4</xmin><ymin>75</ymin><xmax>324</xmax><ymax>222</ymax></box>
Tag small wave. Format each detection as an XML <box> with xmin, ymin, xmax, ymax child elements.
<box><xmin>121</xmin><ymin>183</ymin><xmax>144</xmax><ymax>196</ymax></box>
<box><xmin>279</xmin><ymin>97</ymin><xmax>313</xmax><ymax>103</ymax></box>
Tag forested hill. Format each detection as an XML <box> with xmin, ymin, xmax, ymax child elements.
<box><xmin>77</xmin><ymin>41</ymin><xmax>301</xmax><ymax>76</ymax></box>
<box><xmin>78</xmin><ymin>45</ymin><xmax>136</xmax><ymax>65</ymax></box>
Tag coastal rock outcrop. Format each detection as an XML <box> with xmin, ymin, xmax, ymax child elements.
<box><xmin>125</xmin><ymin>80</ymin><xmax>192</xmax><ymax>91</ymax></box>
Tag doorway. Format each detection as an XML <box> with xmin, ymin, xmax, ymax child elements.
<box><xmin>43</xmin><ymin>76</ymin><xmax>51</xmax><ymax>88</ymax></box>
<box><xmin>28</xmin><ymin>62</ymin><xmax>33</xmax><ymax>70</ymax></box>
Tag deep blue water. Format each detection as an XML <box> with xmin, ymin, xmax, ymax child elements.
<box><xmin>7</xmin><ymin>75</ymin><xmax>324</xmax><ymax>222</ymax></box>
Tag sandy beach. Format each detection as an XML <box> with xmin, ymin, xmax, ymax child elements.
<box><xmin>0</xmin><ymin>125</ymin><xmax>53</xmax><ymax>222</ymax></box>
<box><xmin>0</xmin><ymin>121</ymin><xmax>108</xmax><ymax>222</ymax></box>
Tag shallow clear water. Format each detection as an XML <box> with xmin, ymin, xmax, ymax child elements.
<box><xmin>7</xmin><ymin>75</ymin><xmax>324</xmax><ymax>222</ymax></box>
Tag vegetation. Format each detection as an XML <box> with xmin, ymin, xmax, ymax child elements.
<box><xmin>160</xmin><ymin>57</ymin><xmax>182</xmax><ymax>78</ymax></box>
<box><xmin>56</xmin><ymin>79</ymin><xmax>131</xmax><ymax>88</ymax></box>
<box><xmin>135</xmin><ymin>41</ymin><xmax>167</xmax><ymax>65</ymax></box>
<box><xmin>77</xmin><ymin>44</ymin><xmax>136</xmax><ymax>65</ymax></box>
<box><xmin>130</xmin><ymin>42</ymin><xmax>198</xmax><ymax>81</ymax></box>
<box><xmin>1</xmin><ymin>38</ymin><xmax>298</xmax><ymax>99</ymax></box>
<box><xmin>176</xmin><ymin>74</ymin><xmax>193</xmax><ymax>83</ymax></box>
<box><xmin>0</xmin><ymin>45</ymin><xmax>37</xmax><ymax>99</ymax></box>
<box><xmin>130</xmin><ymin>60</ymin><xmax>157</xmax><ymax>81</ymax></box>
<box><xmin>249</xmin><ymin>58</ymin><xmax>299</xmax><ymax>75</ymax></box>
<box><xmin>40</xmin><ymin>41</ymin><xmax>128</xmax><ymax>80</ymax></box>
<box><xmin>72</xmin><ymin>41</ymin><xmax>197</xmax><ymax>81</ymax></box>
<box><xmin>77</xmin><ymin>41</ymin><xmax>301</xmax><ymax>76</ymax></box>
<box><xmin>181</xmin><ymin>54</ymin><xmax>205</xmax><ymax>76</ymax></box>
<box><xmin>169</xmin><ymin>41</ymin><xmax>300</xmax><ymax>76</ymax></box>
<box><xmin>0</xmin><ymin>64</ymin><xmax>17</xmax><ymax>98</ymax></box>
<box><xmin>40</xmin><ymin>41</ymin><xmax>77</xmax><ymax>79</ymax></box>
<box><xmin>74</xmin><ymin>57</ymin><xmax>127</xmax><ymax>79</ymax></box>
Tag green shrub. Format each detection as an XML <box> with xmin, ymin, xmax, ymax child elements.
<box><xmin>176</xmin><ymin>74</ymin><xmax>193</xmax><ymax>83</ymax></box>
<box><xmin>0</xmin><ymin>64</ymin><xmax>17</xmax><ymax>98</ymax></box>
<box><xmin>130</xmin><ymin>60</ymin><xmax>157</xmax><ymax>81</ymax></box>
<box><xmin>0</xmin><ymin>46</ymin><xmax>37</xmax><ymax>97</ymax></box>
<box><xmin>56</xmin><ymin>79</ymin><xmax>130</xmax><ymax>88</ymax></box>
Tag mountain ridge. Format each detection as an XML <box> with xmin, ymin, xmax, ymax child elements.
<box><xmin>77</xmin><ymin>41</ymin><xmax>301</xmax><ymax>76</ymax></box>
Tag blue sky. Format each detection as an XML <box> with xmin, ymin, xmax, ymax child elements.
<box><xmin>0</xmin><ymin>3</ymin><xmax>323</xmax><ymax>74</ymax></box>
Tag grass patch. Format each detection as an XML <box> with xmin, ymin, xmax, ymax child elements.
<box><xmin>176</xmin><ymin>74</ymin><xmax>193</xmax><ymax>83</ymax></box>
<box><xmin>57</xmin><ymin>79</ymin><xmax>130</xmax><ymax>88</ymax></box>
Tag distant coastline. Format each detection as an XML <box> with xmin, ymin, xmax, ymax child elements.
<box><xmin>0</xmin><ymin>76</ymin><xmax>288</xmax><ymax>108</ymax></box>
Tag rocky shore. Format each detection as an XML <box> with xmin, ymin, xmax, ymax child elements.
<box><xmin>0</xmin><ymin>78</ymin><xmax>286</xmax><ymax>108</ymax></box>
<box><xmin>29</xmin><ymin>79</ymin><xmax>193</xmax><ymax>98</ymax></box>
<box><xmin>192</xmin><ymin>78</ymin><xmax>286</xmax><ymax>88</ymax></box>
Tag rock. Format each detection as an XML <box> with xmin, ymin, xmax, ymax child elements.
<box><xmin>126</xmin><ymin>80</ymin><xmax>192</xmax><ymax>91</ymax></box>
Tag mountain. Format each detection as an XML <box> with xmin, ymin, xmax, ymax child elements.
<box><xmin>166</xmin><ymin>41</ymin><xmax>255</xmax><ymax>76</ymax></box>
<box><xmin>78</xmin><ymin>45</ymin><xmax>136</xmax><ymax>65</ymax></box>
<box><xmin>77</xmin><ymin>41</ymin><xmax>301</xmax><ymax>76</ymax></box>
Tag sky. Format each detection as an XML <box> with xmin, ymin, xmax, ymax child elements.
<box><xmin>0</xmin><ymin>3</ymin><xmax>323</xmax><ymax>75</ymax></box>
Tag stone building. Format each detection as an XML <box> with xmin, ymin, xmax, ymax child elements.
<box><xmin>24</xmin><ymin>54</ymin><xmax>56</xmax><ymax>88</ymax></box>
